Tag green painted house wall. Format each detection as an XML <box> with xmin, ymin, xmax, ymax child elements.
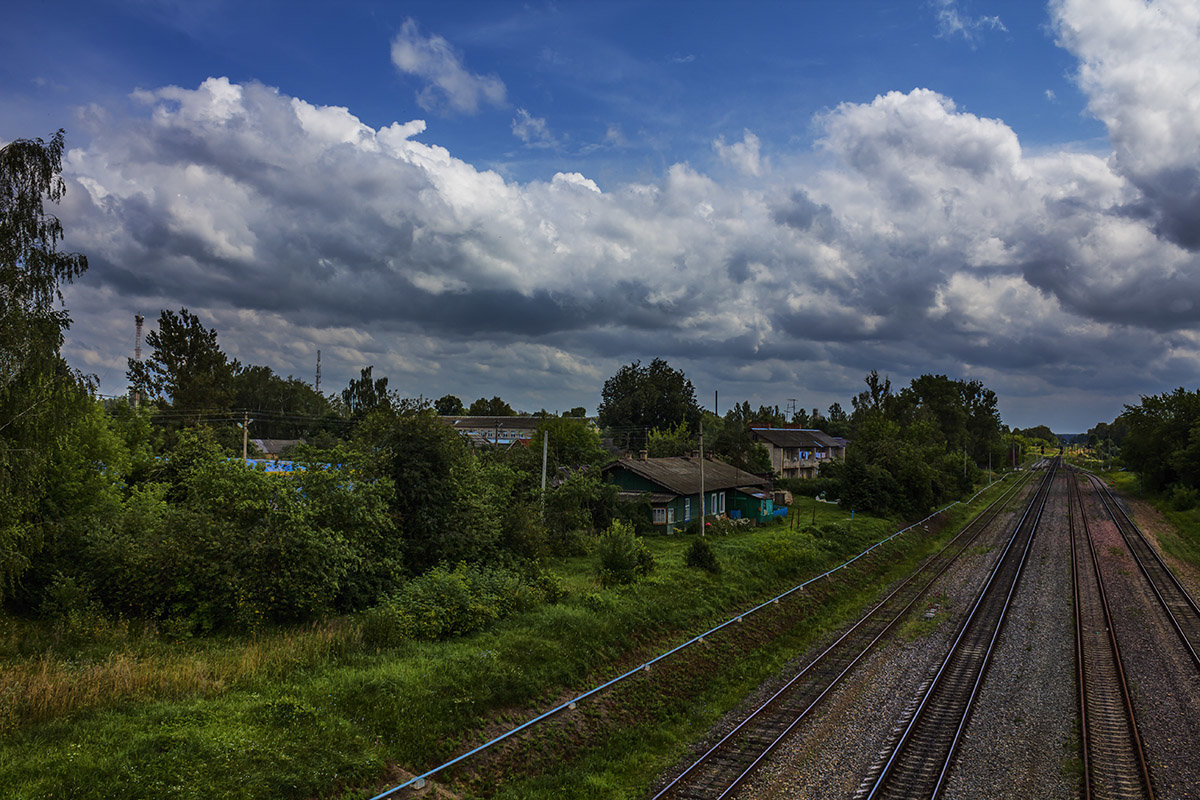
<box><xmin>607</xmin><ymin>464</ymin><xmax>774</xmax><ymax>528</ymax></box>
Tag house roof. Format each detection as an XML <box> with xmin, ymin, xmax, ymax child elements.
<box><xmin>604</xmin><ymin>456</ymin><xmax>767</xmax><ymax>496</ymax></box>
<box><xmin>441</xmin><ymin>416</ymin><xmax>541</xmax><ymax>432</ymax></box>
<box><xmin>249</xmin><ymin>438</ymin><xmax>304</xmax><ymax>455</ymax></box>
<box><xmin>749</xmin><ymin>428</ymin><xmax>841</xmax><ymax>448</ymax></box>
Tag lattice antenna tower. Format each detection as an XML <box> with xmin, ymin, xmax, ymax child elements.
<box><xmin>785</xmin><ymin>398</ymin><xmax>797</xmax><ymax>421</ymax></box>
<box><xmin>315</xmin><ymin>349</ymin><xmax>322</xmax><ymax>392</ymax></box>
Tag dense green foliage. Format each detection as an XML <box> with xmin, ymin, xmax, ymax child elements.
<box><xmin>127</xmin><ymin>308</ymin><xmax>237</xmax><ymax>415</ymax></box>
<box><xmin>823</xmin><ymin>371</ymin><xmax>1005</xmax><ymax>516</ymax></box>
<box><xmin>1118</xmin><ymin>387</ymin><xmax>1200</xmax><ymax>495</ymax></box>
<box><xmin>1</xmin><ymin>131</ymin><xmax>90</xmax><ymax>601</ymax></box>
<box><xmin>598</xmin><ymin>358</ymin><xmax>702</xmax><ymax>449</ymax></box>
<box><xmin>594</xmin><ymin>520</ymin><xmax>656</xmax><ymax>587</ymax></box>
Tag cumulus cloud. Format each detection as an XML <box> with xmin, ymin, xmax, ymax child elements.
<box><xmin>54</xmin><ymin>0</ymin><xmax>1200</xmax><ymax>428</ymax></box>
<box><xmin>713</xmin><ymin>130</ymin><xmax>766</xmax><ymax>177</ymax></box>
<box><xmin>390</xmin><ymin>18</ymin><xmax>507</xmax><ymax>115</ymax></box>
<box><xmin>1053</xmin><ymin>0</ymin><xmax>1200</xmax><ymax>249</ymax></box>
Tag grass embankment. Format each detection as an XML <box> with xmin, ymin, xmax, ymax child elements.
<box><xmin>0</xmin><ymin>482</ymin><xmax>1013</xmax><ymax>800</ymax></box>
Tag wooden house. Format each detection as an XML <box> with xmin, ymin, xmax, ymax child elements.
<box><xmin>603</xmin><ymin>454</ymin><xmax>773</xmax><ymax>530</ymax></box>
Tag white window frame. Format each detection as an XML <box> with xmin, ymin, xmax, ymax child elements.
<box><xmin>684</xmin><ymin>497</ymin><xmax>691</xmax><ymax>521</ymax></box>
<box><xmin>653</xmin><ymin>507</ymin><xmax>666</xmax><ymax>524</ymax></box>
<box><xmin>667</xmin><ymin>507</ymin><xmax>675</xmax><ymax>524</ymax></box>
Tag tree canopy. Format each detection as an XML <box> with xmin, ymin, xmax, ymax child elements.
<box><xmin>126</xmin><ymin>308</ymin><xmax>237</xmax><ymax>415</ymax></box>
<box><xmin>1</xmin><ymin>131</ymin><xmax>92</xmax><ymax>600</ymax></box>
<box><xmin>598</xmin><ymin>358</ymin><xmax>701</xmax><ymax>449</ymax></box>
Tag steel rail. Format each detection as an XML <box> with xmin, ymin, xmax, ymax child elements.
<box><xmin>1086</xmin><ymin>473</ymin><xmax>1200</xmax><ymax>672</ymax></box>
<box><xmin>1069</xmin><ymin>469</ymin><xmax>1154</xmax><ymax>800</ymax></box>
<box><xmin>650</xmin><ymin>470</ymin><xmax>1035</xmax><ymax>800</ymax></box>
<box><xmin>861</xmin><ymin>458</ymin><xmax>1058</xmax><ymax>800</ymax></box>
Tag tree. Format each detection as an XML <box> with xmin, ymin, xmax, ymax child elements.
<box><xmin>851</xmin><ymin>370</ymin><xmax>893</xmax><ymax>416</ymax></box>
<box><xmin>597</xmin><ymin>358</ymin><xmax>701</xmax><ymax>449</ymax></box>
<box><xmin>1</xmin><ymin>130</ymin><xmax>90</xmax><ymax>600</ymax></box>
<box><xmin>230</xmin><ymin>364</ymin><xmax>334</xmax><ymax>438</ymax></box>
<box><xmin>1119</xmin><ymin>388</ymin><xmax>1200</xmax><ymax>492</ymax></box>
<box><xmin>341</xmin><ymin>366</ymin><xmax>390</xmax><ymax>421</ymax></box>
<box><xmin>824</xmin><ymin>402</ymin><xmax>850</xmax><ymax>437</ymax></box>
<box><xmin>1</xmin><ymin>130</ymin><xmax>88</xmax><ymax>391</ymax></box>
<box><xmin>646</xmin><ymin>421</ymin><xmax>694</xmax><ymax>457</ymax></box>
<box><xmin>434</xmin><ymin>394</ymin><xmax>465</xmax><ymax>416</ymax></box>
<box><xmin>127</xmin><ymin>308</ymin><xmax>237</xmax><ymax>416</ymax></box>
<box><xmin>468</xmin><ymin>395</ymin><xmax>516</xmax><ymax>416</ymax></box>
<box><xmin>707</xmin><ymin>402</ymin><xmax>772</xmax><ymax>473</ymax></box>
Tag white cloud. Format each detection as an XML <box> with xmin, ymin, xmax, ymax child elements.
<box><xmin>54</xmin><ymin>2</ymin><xmax>1200</xmax><ymax>426</ymax></box>
<box><xmin>390</xmin><ymin>18</ymin><xmax>507</xmax><ymax>115</ymax></box>
<box><xmin>933</xmin><ymin>0</ymin><xmax>1007</xmax><ymax>42</ymax></box>
<box><xmin>1053</xmin><ymin>0</ymin><xmax>1200</xmax><ymax>248</ymax></box>
<box><xmin>713</xmin><ymin>130</ymin><xmax>766</xmax><ymax>177</ymax></box>
<box><xmin>512</xmin><ymin>108</ymin><xmax>556</xmax><ymax>148</ymax></box>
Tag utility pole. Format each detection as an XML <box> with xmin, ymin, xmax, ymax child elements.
<box><xmin>698</xmin><ymin>420</ymin><xmax>705</xmax><ymax>535</ymax></box>
<box><xmin>315</xmin><ymin>349</ymin><xmax>322</xmax><ymax>392</ymax></box>
<box><xmin>238</xmin><ymin>411</ymin><xmax>254</xmax><ymax>462</ymax></box>
<box><xmin>541</xmin><ymin>430</ymin><xmax>549</xmax><ymax>520</ymax></box>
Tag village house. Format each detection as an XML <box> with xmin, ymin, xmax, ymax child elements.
<box><xmin>603</xmin><ymin>454</ymin><xmax>774</xmax><ymax>530</ymax></box>
<box><xmin>749</xmin><ymin>427</ymin><xmax>847</xmax><ymax>479</ymax></box>
<box><xmin>440</xmin><ymin>415</ymin><xmax>541</xmax><ymax>448</ymax></box>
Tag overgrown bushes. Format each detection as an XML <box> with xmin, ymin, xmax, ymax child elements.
<box><xmin>360</xmin><ymin>563</ymin><xmax>566</xmax><ymax>645</ymax></box>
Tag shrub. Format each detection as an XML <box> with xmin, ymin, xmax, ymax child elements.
<box><xmin>1170</xmin><ymin>484</ymin><xmax>1199</xmax><ymax>511</ymax></box>
<box><xmin>594</xmin><ymin>520</ymin><xmax>656</xmax><ymax>587</ymax></box>
<box><xmin>684</xmin><ymin>537</ymin><xmax>721</xmax><ymax>574</ymax></box>
<box><xmin>361</xmin><ymin>563</ymin><xmax>563</xmax><ymax>645</ymax></box>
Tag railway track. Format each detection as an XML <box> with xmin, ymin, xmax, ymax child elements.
<box><xmin>651</xmin><ymin>470</ymin><xmax>1035</xmax><ymax>800</ymax></box>
<box><xmin>854</xmin><ymin>458</ymin><xmax>1059</xmax><ymax>800</ymax></box>
<box><xmin>1069</xmin><ymin>470</ymin><xmax>1153</xmax><ymax>800</ymax></box>
<box><xmin>1086</xmin><ymin>473</ymin><xmax>1200</xmax><ymax>671</ymax></box>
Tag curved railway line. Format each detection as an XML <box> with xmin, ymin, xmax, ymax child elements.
<box><xmin>1069</xmin><ymin>469</ymin><xmax>1153</xmax><ymax>800</ymax></box>
<box><xmin>650</xmin><ymin>469</ymin><xmax>1037</xmax><ymax>800</ymax></box>
<box><xmin>854</xmin><ymin>458</ymin><xmax>1059</xmax><ymax>800</ymax></box>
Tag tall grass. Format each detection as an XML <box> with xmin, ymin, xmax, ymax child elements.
<box><xmin>0</xmin><ymin>619</ymin><xmax>360</xmax><ymax>732</ymax></box>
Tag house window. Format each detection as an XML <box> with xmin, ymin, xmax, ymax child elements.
<box><xmin>718</xmin><ymin>492</ymin><xmax>726</xmax><ymax>513</ymax></box>
<box><xmin>667</xmin><ymin>507</ymin><xmax>675</xmax><ymax>524</ymax></box>
<box><xmin>684</xmin><ymin>497</ymin><xmax>691</xmax><ymax>521</ymax></box>
<box><xmin>653</xmin><ymin>507</ymin><xmax>666</xmax><ymax>524</ymax></box>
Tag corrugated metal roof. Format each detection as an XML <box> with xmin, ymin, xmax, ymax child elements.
<box><xmin>749</xmin><ymin>428</ymin><xmax>841</xmax><ymax>448</ymax></box>
<box><xmin>604</xmin><ymin>456</ymin><xmax>767</xmax><ymax>496</ymax></box>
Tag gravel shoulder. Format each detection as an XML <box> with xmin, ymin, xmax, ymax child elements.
<box><xmin>726</xmin><ymin>478</ymin><xmax>1036</xmax><ymax>799</ymax></box>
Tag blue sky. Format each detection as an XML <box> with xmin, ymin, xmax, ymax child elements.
<box><xmin>4</xmin><ymin>0</ymin><xmax>1199</xmax><ymax>431</ymax></box>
